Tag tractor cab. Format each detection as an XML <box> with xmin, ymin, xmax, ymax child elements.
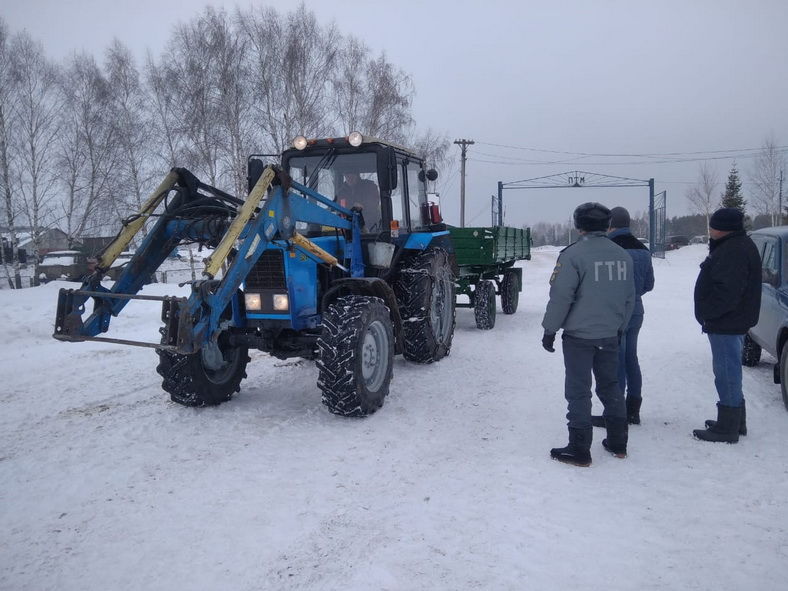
<box><xmin>250</xmin><ymin>132</ymin><xmax>441</xmax><ymax>246</ymax></box>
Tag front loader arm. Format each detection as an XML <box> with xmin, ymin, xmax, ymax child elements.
<box><xmin>53</xmin><ymin>166</ymin><xmax>363</xmax><ymax>355</ymax></box>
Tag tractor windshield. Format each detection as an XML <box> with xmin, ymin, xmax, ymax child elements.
<box><xmin>288</xmin><ymin>151</ymin><xmax>383</xmax><ymax>233</ymax></box>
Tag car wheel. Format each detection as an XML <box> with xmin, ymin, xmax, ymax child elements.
<box><xmin>781</xmin><ymin>346</ymin><xmax>788</xmax><ymax>412</ymax></box>
<box><xmin>741</xmin><ymin>334</ymin><xmax>761</xmax><ymax>367</ymax></box>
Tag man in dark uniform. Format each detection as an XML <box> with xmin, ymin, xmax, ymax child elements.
<box><xmin>338</xmin><ymin>172</ymin><xmax>381</xmax><ymax>232</ymax></box>
<box><xmin>693</xmin><ymin>207</ymin><xmax>761</xmax><ymax>443</ymax></box>
<box><xmin>542</xmin><ymin>203</ymin><xmax>635</xmax><ymax>467</ymax></box>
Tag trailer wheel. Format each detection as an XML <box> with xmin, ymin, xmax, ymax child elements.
<box><xmin>501</xmin><ymin>270</ymin><xmax>520</xmax><ymax>314</ymax></box>
<box><xmin>156</xmin><ymin>300</ymin><xmax>249</xmax><ymax>407</ymax></box>
<box><xmin>474</xmin><ymin>280</ymin><xmax>496</xmax><ymax>330</ymax></box>
<box><xmin>317</xmin><ymin>295</ymin><xmax>394</xmax><ymax>417</ymax></box>
<box><xmin>741</xmin><ymin>333</ymin><xmax>761</xmax><ymax>367</ymax></box>
<box><xmin>393</xmin><ymin>247</ymin><xmax>456</xmax><ymax>363</ymax></box>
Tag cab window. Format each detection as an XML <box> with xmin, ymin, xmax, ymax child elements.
<box><xmin>406</xmin><ymin>161</ymin><xmax>427</xmax><ymax>230</ymax></box>
<box><xmin>389</xmin><ymin>162</ymin><xmax>406</xmax><ymax>233</ymax></box>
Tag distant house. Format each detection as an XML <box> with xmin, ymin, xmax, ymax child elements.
<box><xmin>77</xmin><ymin>236</ymin><xmax>117</xmax><ymax>258</ymax></box>
<box><xmin>1</xmin><ymin>227</ymin><xmax>70</xmax><ymax>261</ymax></box>
<box><xmin>22</xmin><ymin>228</ymin><xmax>71</xmax><ymax>255</ymax></box>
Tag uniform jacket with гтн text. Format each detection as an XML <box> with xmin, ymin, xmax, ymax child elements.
<box><xmin>542</xmin><ymin>232</ymin><xmax>635</xmax><ymax>340</ymax></box>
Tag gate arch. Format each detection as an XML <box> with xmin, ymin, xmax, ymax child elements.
<box><xmin>497</xmin><ymin>171</ymin><xmax>666</xmax><ymax>258</ymax></box>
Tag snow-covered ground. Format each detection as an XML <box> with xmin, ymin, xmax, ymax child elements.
<box><xmin>1</xmin><ymin>244</ymin><xmax>787</xmax><ymax>590</ymax></box>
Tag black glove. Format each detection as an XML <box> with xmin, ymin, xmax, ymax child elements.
<box><xmin>542</xmin><ymin>332</ymin><xmax>556</xmax><ymax>353</ymax></box>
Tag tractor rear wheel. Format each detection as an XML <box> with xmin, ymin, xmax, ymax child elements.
<box><xmin>317</xmin><ymin>295</ymin><xmax>394</xmax><ymax>417</ymax></box>
<box><xmin>474</xmin><ymin>280</ymin><xmax>496</xmax><ymax>330</ymax></box>
<box><xmin>501</xmin><ymin>270</ymin><xmax>520</xmax><ymax>314</ymax></box>
<box><xmin>156</xmin><ymin>298</ymin><xmax>249</xmax><ymax>407</ymax></box>
<box><xmin>393</xmin><ymin>247</ymin><xmax>455</xmax><ymax>363</ymax></box>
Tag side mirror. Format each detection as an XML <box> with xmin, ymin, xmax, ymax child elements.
<box><xmin>417</xmin><ymin>168</ymin><xmax>439</xmax><ymax>182</ymax></box>
<box><xmin>247</xmin><ymin>158</ymin><xmax>264</xmax><ymax>193</ymax></box>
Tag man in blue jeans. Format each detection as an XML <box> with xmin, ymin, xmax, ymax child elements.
<box><xmin>692</xmin><ymin>208</ymin><xmax>761</xmax><ymax>443</ymax></box>
<box><xmin>592</xmin><ymin>207</ymin><xmax>654</xmax><ymax>426</ymax></box>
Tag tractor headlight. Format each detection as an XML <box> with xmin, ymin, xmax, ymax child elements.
<box><xmin>244</xmin><ymin>293</ymin><xmax>262</xmax><ymax>311</ymax></box>
<box><xmin>273</xmin><ymin>293</ymin><xmax>289</xmax><ymax>311</ymax></box>
<box><xmin>347</xmin><ymin>131</ymin><xmax>363</xmax><ymax>147</ymax></box>
<box><xmin>293</xmin><ymin>135</ymin><xmax>308</xmax><ymax>150</ymax></box>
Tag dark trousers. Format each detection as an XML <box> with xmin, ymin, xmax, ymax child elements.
<box><xmin>562</xmin><ymin>334</ymin><xmax>626</xmax><ymax>429</ymax></box>
<box><xmin>619</xmin><ymin>313</ymin><xmax>644</xmax><ymax>400</ymax></box>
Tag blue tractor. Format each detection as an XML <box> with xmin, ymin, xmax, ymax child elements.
<box><xmin>53</xmin><ymin>133</ymin><xmax>456</xmax><ymax>417</ymax></box>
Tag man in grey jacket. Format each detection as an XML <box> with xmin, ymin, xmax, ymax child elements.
<box><xmin>542</xmin><ymin>202</ymin><xmax>635</xmax><ymax>467</ymax></box>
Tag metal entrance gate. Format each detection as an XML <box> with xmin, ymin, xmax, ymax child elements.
<box><xmin>651</xmin><ymin>190</ymin><xmax>666</xmax><ymax>258</ymax></box>
<box><xmin>497</xmin><ymin>171</ymin><xmax>665</xmax><ymax>258</ymax></box>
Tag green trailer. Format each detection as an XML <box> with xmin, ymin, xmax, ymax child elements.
<box><xmin>448</xmin><ymin>226</ymin><xmax>531</xmax><ymax>329</ymax></box>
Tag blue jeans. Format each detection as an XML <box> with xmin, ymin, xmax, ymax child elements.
<box><xmin>707</xmin><ymin>333</ymin><xmax>745</xmax><ymax>407</ymax></box>
<box><xmin>619</xmin><ymin>313</ymin><xmax>644</xmax><ymax>400</ymax></box>
<box><xmin>562</xmin><ymin>334</ymin><xmax>626</xmax><ymax>429</ymax></box>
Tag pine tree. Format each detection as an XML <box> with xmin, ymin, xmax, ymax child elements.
<box><xmin>720</xmin><ymin>163</ymin><xmax>746</xmax><ymax>211</ymax></box>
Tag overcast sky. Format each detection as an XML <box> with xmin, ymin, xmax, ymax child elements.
<box><xmin>4</xmin><ymin>0</ymin><xmax>788</xmax><ymax>227</ymax></box>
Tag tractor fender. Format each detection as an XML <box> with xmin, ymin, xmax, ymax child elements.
<box><xmin>400</xmin><ymin>231</ymin><xmax>458</xmax><ymax>276</ymax></box>
<box><xmin>321</xmin><ymin>277</ymin><xmax>404</xmax><ymax>355</ymax></box>
<box><xmin>403</xmin><ymin>230</ymin><xmax>450</xmax><ymax>252</ymax></box>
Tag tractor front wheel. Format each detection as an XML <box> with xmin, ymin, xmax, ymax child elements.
<box><xmin>157</xmin><ymin>333</ymin><xmax>250</xmax><ymax>407</ymax></box>
<box><xmin>317</xmin><ymin>295</ymin><xmax>394</xmax><ymax>417</ymax></box>
<box><xmin>156</xmin><ymin>295</ymin><xmax>249</xmax><ymax>407</ymax></box>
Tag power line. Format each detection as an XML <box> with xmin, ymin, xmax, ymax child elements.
<box><xmin>475</xmin><ymin>140</ymin><xmax>788</xmax><ymax>158</ymax></box>
<box><xmin>469</xmin><ymin>148</ymin><xmax>786</xmax><ymax>167</ymax></box>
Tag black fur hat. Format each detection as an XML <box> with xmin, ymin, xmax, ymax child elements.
<box><xmin>573</xmin><ymin>202</ymin><xmax>611</xmax><ymax>232</ymax></box>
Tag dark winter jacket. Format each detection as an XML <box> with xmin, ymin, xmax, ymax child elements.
<box><xmin>608</xmin><ymin>228</ymin><xmax>655</xmax><ymax>318</ymax></box>
<box><xmin>542</xmin><ymin>232</ymin><xmax>635</xmax><ymax>339</ymax></box>
<box><xmin>693</xmin><ymin>230</ymin><xmax>761</xmax><ymax>334</ymax></box>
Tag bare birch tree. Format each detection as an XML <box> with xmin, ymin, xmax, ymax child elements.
<box><xmin>154</xmin><ymin>9</ymin><xmax>226</xmax><ymax>186</ymax></box>
<box><xmin>239</xmin><ymin>4</ymin><xmax>339</xmax><ymax>153</ymax></box>
<box><xmin>0</xmin><ymin>18</ymin><xmax>23</xmax><ymax>287</ymax></box>
<box><xmin>145</xmin><ymin>53</ymin><xmax>186</xmax><ymax>170</ymax></box>
<box><xmin>207</xmin><ymin>10</ymin><xmax>253</xmax><ymax>196</ymax></box>
<box><xmin>57</xmin><ymin>52</ymin><xmax>116</xmax><ymax>242</ymax></box>
<box><xmin>105</xmin><ymin>39</ymin><xmax>155</xmax><ymax>226</ymax></box>
<box><xmin>332</xmin><ymin>38</ymin><xmax>414</xmax><ymax>142</ymax></box>
<box><xmin>10</xmin><ymin>31</ymin><xmax>61</xmax><ymax>282</ymax></box>
<box><xmin>412</xmin><ymin>129</ymin><xmax>452</xmax><ymax>174</ymax></box>
<box><xmin>749</xmin><ymin>136</ymin><xmax>785</xmax><ymax>226</ymax></box>
<box><xmin>686</xmin><ymin>161</ymin><xmax>719</xmax><ymax>235</ymax></box>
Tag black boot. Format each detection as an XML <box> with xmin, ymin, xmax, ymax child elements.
<box><xmin>705</xmin><ymin>399</ymin><xmax>747</xmax><ymax>436</ymax></box>
<box><xmin>550</xmin><ymin>427</ymin><xmax>592</xmax><ymax>467</ymax></box>
<box><xmin>694</xmin><ymin>405</ymin><xmax>741</xmax><ymax>443</ymax></box>
<box><xmin>602</xmin><ymin>417</ymin><xmax>628</xmax><ymax>458</ymax></box>
<box><xmin>626</xmin><ymin>397</ymin><xmax>642</xmax><ymax>425</ymax></box>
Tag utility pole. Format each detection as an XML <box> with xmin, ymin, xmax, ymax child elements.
<box><xmin>454</xmin><ymin>138</ymin><xmax>474</xmax><ymax>227</ymax></box>
<box><xmin>780</xmin><ymin>168</ymin><xmax>784</xmax><ymax>225</ymax></box>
